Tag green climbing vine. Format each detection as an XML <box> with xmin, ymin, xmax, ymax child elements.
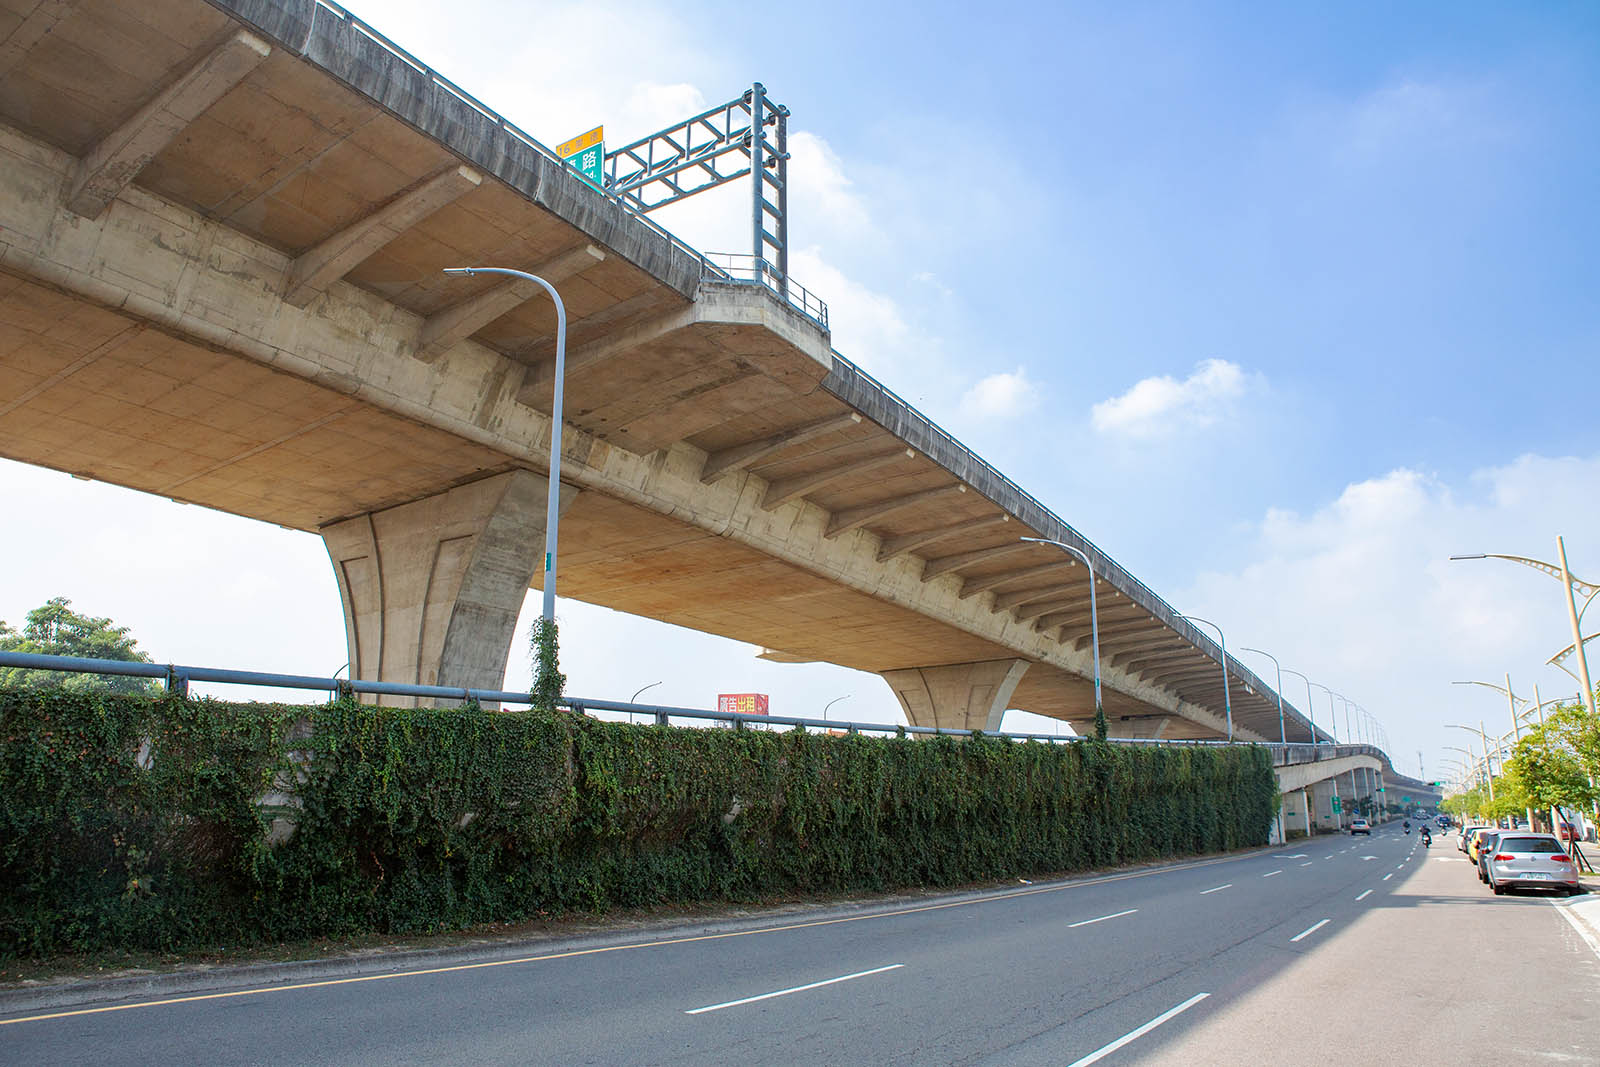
<box><xmin>1</xmin><ymin>687</ymin><xmax>1277</xmax><ymax>959</ymax></box>
<box><xmin>530</xmin><ymin>616</ymin><xmax>565</xmax><ymax>712</ymax></box>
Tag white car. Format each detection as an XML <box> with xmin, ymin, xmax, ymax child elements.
<box><xmin>1485</xmin><ymin>833</ymin><xmax>1581</xmax><ymax>896</ymax></box>
<box><xmin>1350</xmin><ymin>819</ymin><xmax>1371</xmax><ymax>836</ymax></box>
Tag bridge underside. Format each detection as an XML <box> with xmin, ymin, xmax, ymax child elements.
<box><xmin>0</xmin><ymin>0</ymin><xmax>1318</xmax><ymax>742</ymax></box>
<box><xmin>0</xmin><ymin>262</ymin><xmax>1223</xmax><ymax>729</ymax></box>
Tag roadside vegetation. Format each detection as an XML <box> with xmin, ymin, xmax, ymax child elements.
<box><xmin>1439</xmin><ymin>701</ymin><xmax>1598</xmax><ymax>827</ymax></box>
<box><xmin>0</xmin><ymin>687</ymin><xmax>1276</xmax><ymax>961</ymax></box>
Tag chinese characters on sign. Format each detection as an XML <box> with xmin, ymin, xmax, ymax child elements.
<box><xmin>556</xmin><ymin>126</ymin><xmax>604</xmax><ymax>189</ymax></box>
<box><xmin>717</xmin><ymin>693</ymin><xmax>770</xmax><ymax>716</ymax></box>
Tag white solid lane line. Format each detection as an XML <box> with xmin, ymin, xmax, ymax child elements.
<box><xmin>1356</xmin><ymin>889</ymin><xmax>1373</xmax><ymax>901</ymax></box>
<box><xmin>1263</xmin><ymin>870</ymin><xmax>1282</xmax><ymax>878</ymax></box>
<box><xmin>1066</xmin><ymin>992</ymin><xmax>1211</xmax><ymax>1067</ymax></box>
<box><xmin>684</xmin><ymin>964</ymin><xmax>903</xmax><ymax>1015</ymax></box>
<box><xmin>1069</xmin><ymin>909</ymin><xmax>1139</xmax><ymax>928</ymax></box>
<box><xmin>1290</xmin><ymin>919</ymin><xmax>1331</xmax><ymax>943</ymax></box>
<box><xmin>1200</xmin><ymin>884</ymin><xmax>1232</xmax><ymax>895</ymax></box>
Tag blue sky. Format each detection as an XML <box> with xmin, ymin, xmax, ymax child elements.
<box><xmin>5</xmin><ymin>0</ymin><xmax>1598</xmax><ymax>780</ymax></box>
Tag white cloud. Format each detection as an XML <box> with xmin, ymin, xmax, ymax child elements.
<box><xmin>787</xmin><ymin>131</ymin><xmax>872</xmax><ymax>239</ymax></box>
<box><xmin>961</xmin><ymin>367</ymin><xmax>1039</xmax><ymax>418</ymax></box>
<box><xmin>1177</xmin><ymin>454</ymin><xmax>1600</xmax><ymax>779</ymax></box>
<box><xmin>1090</xmin><ymin>358</ymin><xmax>1252</xmax><ymax>440</ymax></box>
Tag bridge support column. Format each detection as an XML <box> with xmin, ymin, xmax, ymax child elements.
<box><xmin>881</xmin><ymin>659</ymin><xmax>1030</xmax><ymax>732</ymax></box>
<box><xmin>321</xmin><ymin>470</ymin><xmax>575</xmax><ymax>705</ymax></box>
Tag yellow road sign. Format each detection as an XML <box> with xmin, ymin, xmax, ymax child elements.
<box><xmin>556</xmin><ymin>126</ymin><xmax>603</xmax><ymax>159</ymax></box>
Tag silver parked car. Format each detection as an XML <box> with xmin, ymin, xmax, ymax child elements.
<box><xmin>1484</xmin><ymin>833</ymin><xmax>1582</xmax><ymax>896</ymax></box>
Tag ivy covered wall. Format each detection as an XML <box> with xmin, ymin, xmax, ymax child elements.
<box><xmin>1</xmin><ymin>690</ymin><xmax>1277</xmax><ymax>958</ymax></box>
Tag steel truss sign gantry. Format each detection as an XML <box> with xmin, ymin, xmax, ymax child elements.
<box><xmin>603</xmin><ymin>83</ymin><xmax>791</xmax><ymax>291</ymax></box>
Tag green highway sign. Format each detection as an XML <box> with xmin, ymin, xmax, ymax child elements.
<box><xmin>1331</xmin><ymin>796</ymin><xmax>1342</xmax><ymax>814</ymax></box>
<box><xmin>1402</xmin><ymin>795</ymin><xmax>1411</xmax><ymax>803</ymax></box>
<box><xmin>556</xmin><ymin>126</ymin><xmax>604</xmax><ymax>189</ymax></box>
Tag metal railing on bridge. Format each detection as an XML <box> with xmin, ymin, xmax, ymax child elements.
<box><xmin>2</xmin><ymin>651</ymin><xmax>1328</xmax><ymax>752</ymax></box>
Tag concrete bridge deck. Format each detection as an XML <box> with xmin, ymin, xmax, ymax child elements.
<box><xmin>1</xmin><ymin>0</ymin><xmax>1354</xmax><ymax>747</ymax></box>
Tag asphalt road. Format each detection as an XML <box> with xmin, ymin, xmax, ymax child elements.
<box><xmin>5</xmin><ymin>826</ymin><xmax>1599</xmax><ymax>1065</ymax></box>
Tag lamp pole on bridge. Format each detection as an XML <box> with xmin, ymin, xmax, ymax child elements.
<box><xmin>1021</xmin><ymin>538</ymin><xmax>1103</xmax><ymax>734</ymax></box>
<box><xmin>1240</xmin><ymin>647</ymin><xmax>1286</xmax><ymax>745</ymax></box>
<box><xmin>1308</xmin><ymin>682</ymin><xmax>1339</xmax><ymax>745</ymax></box>
<box><xmin>1281</xmin><ymin>667</ymin><xmax>1322</xmax><ymax>745</ymax></box>
<box><xmin>1177</xmin><ymin>615</ymin><xmax>1232</xmax><ymax>742</ymax></box>
<box><xmin>442</xmin><ymin>266</ymin><xmax>568</xmax><ymax>630</ymax></box>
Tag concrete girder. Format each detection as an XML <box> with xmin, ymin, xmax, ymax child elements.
<box><xmin>879</xmin><ymin>514</ymin><xmax>1012</xmax><ymax>564</ymax></box>
<box><xmin>321</xmin><ymin>470</ymin><xmax>574</xmax><ymax>706</ymax></box>
<box><xmin>514</xmin><ymin>301</ymin><xmax>700</xmax><ymax>406</ymax></box>
<box><xmin>1158</xmin><ymin>668</ymin><xmax>1228</xmax><ymax>694</ymax></box>
<box><xmin>881</xmin><ymin>658</ymin><xmax>1030</xmax><ymax>732</ymax></box>
<box><xmin>1114</xmin><ymin>646</ymin><xmax>1200</xmax><ymax>671</ymax></box>
<box><xmin>285</xmin><ymin>165</ymin><xmax>484</xmax><ymax>309</ymax></box>
<box><xmin>1028</xmin><ymin>601</ymin><xmax>1147</xmax><ymax>632</ymax></box>
<box><xmin>419</xmin><ymin>244</ymin><xmax>607</xmax><ymax>365</ymax></box>
<box><xmin>991</xmin><ymin>582</ymin><xmax>1080</xmax><ymax>611</ymax></box>
<box><xmin>1069</xmin><ymin>628</ymin><xmax>1175</xmax><ymax>656</ymax></box>
<box><xmin>958</xmin><ymin>559</ymin><xmax>1074</xmax><ymax>599</ymax></box>
<box><xmin>825</xmin><ymin>482</ymin><xmax>966</xmax><ymax>540</ymax></box>
<box><xmin>1063</xmin><ymin>618</ymin><xmax>1167</xmax><ymax>649</ymax></box>
<box><xmin>1129</xmin><ymin>660</ymin><xmax>1213</xmax><ymax>685</ymax></box>
<box><xmin>921</xmin><ymin>540</ymin><xmax>1035</xmax><ymax>582</ymax></box>
<box><xmin>762</xmin><ymin>448</ymin><xmax>914</xmax><ymax>511</ymax></box>
<box><xmin>67</xmin><ymin>29</ymin><xmax>271</xmax><ymax>219</ymax></box>
<box><xmin>701</xmin><ymin>412</ymin><xmax>862</xmax><ymax>482</ymax></box>
<box><xmin>1011</xmin><ymin>596</ymin><xmax>1079</xmax><ymax>623</ymax></box>
<box><xmin>0</xmin><ymin>0</ymin><xmax>79</xmax><ymax>80</ymax></box>
<box><xmin>519</xmin><ymin>290</ymin><xmax>665</xmax><ymax>361</ymax></box>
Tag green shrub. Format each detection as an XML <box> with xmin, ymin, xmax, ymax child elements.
<box><xmin>0</xmin><ymin>689</ymin><xmax>1277</xmax><ymax>958</ymax></box>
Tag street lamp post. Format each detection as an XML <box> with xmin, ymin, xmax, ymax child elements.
<box><xmin>823</xmin><ymin>695</ymin><xmax>850</xmax><ymax>722</ymax></box>
<box><xmin>444</xmin><ymin>266</ymin><xmax>568</xmax><ymax>628</ymax></box>
<box><xmin>1308</xmin><ymin>682</ymin><xmax>1338</xmax><ymax>745</ymax></box>
<box><xmin>1445</xmin><ymin>724</ymin><xmax>1495</xmax><ymax>803</ymax></box>
<box><xmin>1451</xmin><ymin>540</ymin><xmax>1597</xmax><ymax>718</ymax></box>
<box><xmin>1281</xmin><ymin>668</ymin><xmax>1321</xmax><ymax>744</ymax></box>
<box><xmin>1241</xmin><ymin>647</ymin><xmax>1287</xmax><ymax>745</ymax></box>
<box><xmin>1021</xmin><ymin>538</ymin><xmax>1103</xmax><ymax>730</ymax></box>
<box><xmin>628</xmin><ymin>680</ymin><xmax>662</xmax><ymax>725</ymax></box>
<box><xmin>1178</xmin><ymin>614</ymin><xmax>1232</xmax><ymax>742</ymax></box>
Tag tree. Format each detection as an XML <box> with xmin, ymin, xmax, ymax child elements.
<box><xmin>1504</xmin><ymin>726</ymin><xmax>1593</xmax><ymax>819</ymax></box>
<box><xmin>0</xmin><ymin>597</ymin><xmax>159</xmax><ymax>694</ymax></box>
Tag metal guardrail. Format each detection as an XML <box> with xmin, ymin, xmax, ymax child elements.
<box><xmin>1</xmin><ymin>651</ymin><xmax>1325</xmax><ymax>751</ymax></box>
<box><xmin>704</xmin><ymin>253</ymin><xmax>829</xmax><ymax>329</ymax></box>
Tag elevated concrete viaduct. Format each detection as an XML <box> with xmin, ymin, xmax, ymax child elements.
<box><xmin>1</xmin><ymin>0</ymin><xmax>1350</xmax><ymax>745</ymax></box>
